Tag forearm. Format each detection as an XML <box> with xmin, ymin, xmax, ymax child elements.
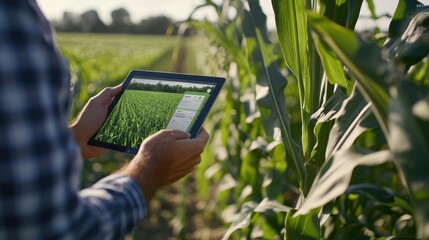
<box><xmin>77</xmin><ymin>174</ymin><xmax>147</xmax><ymax>239</ymax></box>
<box><xmin>69</xmin><ymin>122</ymin><xmax>92</xmax><ymax>159</ymax></box>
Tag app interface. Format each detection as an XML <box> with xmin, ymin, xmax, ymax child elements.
<box><xmin>166</xmin><ymin>92</ymin><xmax>208</xmax><ymax>132</ymax></box>
<box><xmin>94</xmin><ymin>77</ymin><xmax>215</xmax><ymax>149</ymax></box>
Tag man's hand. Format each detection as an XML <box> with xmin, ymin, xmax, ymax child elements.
<box><xmin>70</xmin><ymin>85</ymin><xmax>123</xmax><ymax>159</ymax></box>
<box><xmin>120</xmin><ymin>128</ymin><xmax>209</xmax><ymax>202</ymax></box>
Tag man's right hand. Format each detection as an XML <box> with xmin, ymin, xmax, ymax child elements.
<box><xmin>120</xmin><ymin>128</ymin><xmax>209</xmax><ymax>201</ymax></box>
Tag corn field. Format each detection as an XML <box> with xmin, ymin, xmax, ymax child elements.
<box><xmin>58</xmin><ymin>0</ymin><xmax>429</xmax><ymax>239</ymax></box>
<box><xmin>95</xmin><ymin>90</ymin><xmax>183</xmax><ymax>148</ymax></box>
<box><xmin>187</xmin><ymin>0</ymin><xmax>429</xmax><ymax>239</ymax></box>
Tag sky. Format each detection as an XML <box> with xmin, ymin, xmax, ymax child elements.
<box><xmin>36</xmin><ymin>0</ymin><xmax>429</xmax><ymax>31</ymax></box>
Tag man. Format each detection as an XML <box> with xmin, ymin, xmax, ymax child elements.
<box><xmin>0</xmin><ymin>0</ymin><xmax>209</xmax><ymax>239</ymax></box>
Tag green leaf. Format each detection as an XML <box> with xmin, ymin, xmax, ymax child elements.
<box><xmin>285</xmin><ymin>208</ymin><xmax>320</xmax><ymax>240</ymax></box>
<box><xmin>222</xmin><ymin>198</ymin><xmax>291</xmax><ymax>240</ymax></box>
<box><xmin>308</xmin><ymin>12</ymin><xmax>397</xmax><ymax>137</ymax></box>
<box><xmin>240</xmin><ymin>138</ymin><xmax>265</xmax><ymax>198</ymax></box>
<box><xmin>295</xmin><ymin>148</ymin><xmax>392</xmax><ymax>216</ymax></box>
<box><xmin>271</xmin><ymin>0</ymin><xmax>314</xmax><ymax>191</ymax></box>
<box><xmin>222</xmin><ymin>201</ymin><xmax>257</xmax><ymax>240</ymax></box>
<box><xmin>310</xmin><ymin>88</ymin><xmax>346</xmax><ymax>166</ymax></box>
<box><xmin>346</xmin><ymin>184</ymin><xmax>414</xmax><ymax>212</ymax></box>
<box><xmin>312</xmin><ymin>33</ymin><xmax>348</xmax><ymax>87</ymax></box>
<box><xmin>325</xmin><ymin>87</ymin><xmax>373</xmax><ymax>159</ymax></box>
<box><xmin>388</xmin><ymin>81</ymin><xmax>429</xmax><ymax>239</ymax></box>
<box><xmin>335</xmin><ymin>224</ymin><xmax>368</xmax><ymax>240</ymax></box>
<box><xmin>393</xmin><ymin>11</ymin><xmax>429</xmax><ymax>69</ymax></box>
<box><xmin>366</xmin><ymin>0</ymin><xmax>377</xmax><ymax>19</ymax></box>
<box><xmin>272</xmin><ymin>0</ymin><xmax>311</xmax><ymax>112</ymax></box>
<box><xmin>244</xmin><ymin>1</ymin><xmax>305</xmax><ymax>185</ymax></box>
<box><xmin>189</xmin><ymin>20</ymin><xmax>249</xmax><ymax>70</ymax></box>
<box><xmin>319</xmin><ymin>0</ymin><xmax>364</xmax><ymax>29</ymax></box>
<box><xmin>388</xmin><ymin>0</ymin><xmax>419</xmax><ymax>40</ymax></box>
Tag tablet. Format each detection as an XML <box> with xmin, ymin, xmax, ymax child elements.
<box><xmin>88</xmin><ymin>70</ymin><xmax>225</xmax><ymax>155</ymax></box>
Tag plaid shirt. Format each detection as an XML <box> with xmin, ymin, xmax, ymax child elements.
<box><xmin>0</xmin><ymin>1</ymin><xmax>147</xmax><ymax>239</ymax></box>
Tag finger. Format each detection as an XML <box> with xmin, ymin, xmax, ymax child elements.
<box><xmin>96</xmin><ymin>84</ymin><xmax>123</xmax><ymax>106</ymax></box>
<box><xmin>161</xmin><ymin>129</ymin><xmax>191</xmax><ymax>140</ymax></box>
<box><xmin>195</xmin><ymin>127</ymin><xmax>209</xmax><ymax>145</ymax></box>
<box><xmin>108</xmin><ymin>84</ymin><xmax>123</xmax><ymax>97</ymax></box>
<box><xmin>175</xmin><ymin>128</ymin><xmax>209</xmax><ymax>154</ymax></box>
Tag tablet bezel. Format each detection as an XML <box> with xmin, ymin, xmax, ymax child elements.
<box><xmin>87</xmin><ymin>69</ymin><xmax>225</xmax><ymax>155</ymax></box>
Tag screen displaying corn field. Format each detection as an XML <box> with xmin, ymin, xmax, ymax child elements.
<box><xmin>94</xmin><ymin>78</ymin><xmax>215</xmax><ymax>149</ymax></box>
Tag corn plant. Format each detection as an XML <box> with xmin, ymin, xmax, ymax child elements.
<box><xmin>189</xmin><ymin>0</ymin><xmax>429</xmax><ymax>239</ymax></box>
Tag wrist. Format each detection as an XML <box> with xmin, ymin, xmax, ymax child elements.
<box><xmin>69</xmin><ymin>122</ymin><xmax>92</xmax><ymax>159</ymax></box>
<box><xmin>70</xmin><ymin>122</ymin><xmax>84</xmax><ymax>146</ymax></box>
<box><xmin>119</xmin><ymin>164</ymin><xmax>159</xmax><ymax>202</ymax></box>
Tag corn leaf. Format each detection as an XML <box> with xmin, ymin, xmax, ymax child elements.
<box><xmin>222</xmin><ymin>198</ymin><xmax>291</xmax><ymax>240</ymax></box>
<box><xmin>388</xmin><ymin>0</ymin><xmax>419</xmax><ymax>40</ymax></box>
<box><xmin>346</xmin><ymin>184</ymin><xmax>414</xmax><ymax>212</ymax></box>
<box><xmin>240</xmin><ymin>138</ymin><xmax>265</xmax><ymax>198</ymax></box>
<box><xmin>319</xmin><ymin>0</ymin><xmax>364</xmax><ymax>29</ymax></box>
<box><xmin>285</xmin><ymin>208</ymin><xmax>320</xmax><ymax>240</ymax></box>
<box><xmin>312</xmin><ymin>33</ymin><xmax>348</xmax><ymax>88</ymax></box>
<box><xmin>325</xmin><ymin>87</ymin><xmax>374</xmax><ymax>159</ymax></box>
<box><xmin>296</xmin><ymin>148</ymin><xmax>392</xmax><ymax>216</ymax></box>
<box><xmin>334</xmin><ymin>224</ymin><xmax>367</xmax><ymax>239</ymax></box>
<box><xmin>244</xmin><ymin>1</ymin><xmax>304</xmax><ymax>184</ymax></box>
<box><xmin>392</xmin><ymin>11</ymin><xmax>429</xmax><ymax>69</ymax></box>
<box><xmin>365</xmin><ymin>0</ymin><xmax>377</xmax><ymax>19</ymax></box>
<box><xmin>389</xmin><ymin>81</ymin><xmax>429</xmax><ymax>239</ymax></box>
<box><xmin>307</xmin><ymin>12</ymin><xmax>396</xmax><ymax>137</ymax></box>
<box><xmin>271</xmin><ymin>0</ymin><xmax>314</xmax><ymax>186</ymax></box>
<box><xmin>310</xmin><ymin>88</ymin><xmax>346</xmax><ymax>166</ymax></box>
<box><xmin>272</xmin><ymin>0</ymin><xmax>311</xmax><ymax>112</ymax></box>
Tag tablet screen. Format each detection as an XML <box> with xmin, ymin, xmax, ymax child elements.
<box><xmin>88</xmin><ymin>70</ymin><xmax>224</xmax><ymax>155</ymax></box>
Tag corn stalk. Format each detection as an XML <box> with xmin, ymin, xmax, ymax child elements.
<box><xmin>189</xmin><ymin>0</ymin><xmax>429</xmax><ymax>239</ymax></box>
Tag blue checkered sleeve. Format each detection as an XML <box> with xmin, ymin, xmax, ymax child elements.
<box><xmin>0</xmin><ymin>1</ymin><xmax>147</xmax><ymax>239</ymax></box>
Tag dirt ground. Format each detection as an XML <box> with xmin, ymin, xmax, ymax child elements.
<box><xmin>131</xmin><ymin>176</ymin><xmax>226</xmax><ymax>240</ymax></box>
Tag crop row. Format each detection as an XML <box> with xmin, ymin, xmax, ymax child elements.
<box><xmin>95</xmin><ymin>90</ymin><xmax>183</xmax><ymax>149</ymax></box>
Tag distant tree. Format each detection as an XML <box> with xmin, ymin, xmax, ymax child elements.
<box><xmin>80</xmin><ymin>10</ymin><xmax>107</xmax><ymax>33</ymax></box>
<box><xmin>136</xmin><ymin>15</ymin><xmax>173</xmax><ymax>35</ymax></box>
<box><xmin>56</xmin><ymin>11</ymin><xmax>80</xmax><ymax>32</ymax></box>
<box><xmin>52</xmin><ymin>7</ymin><xmax>192</xmax><ymax>36</ymax></box>
<box><xmin>110</xmin><ymin>8</ymin><xmax>132</xmax><ymax>33</ymax></box>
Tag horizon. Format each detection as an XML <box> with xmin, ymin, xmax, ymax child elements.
<box><xmin>37</xmin><ymin>0</ymin><xmax>429</xmax><ymax>31</ymax></box>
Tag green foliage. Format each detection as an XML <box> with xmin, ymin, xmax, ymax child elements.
<box><xmin>57</xmin><ymin>33</ymin><xmax>178</xmax><ymax>117</ymax></box>
<box><xmin>58</xmin><ymin>1</ymin><xmax>429</xmax><ymax>238</ymax></box>
<box><xmin>189</xmin><ymin>0</ymin><xmax>429</xmax><ymax>239</ymax></box>
<box><xmin>59</xmin><ymin>33</ymin><xmax>216</xmax><ymax>239</ymax></box>
<box><xmin>95</xmin><ymin>90</ymin><xmax>182</xmax><ymax>148</ymax></box>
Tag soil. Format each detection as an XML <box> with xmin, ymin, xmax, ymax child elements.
<box><xmin>131</xmin><ymin>175</ymin><xmax>225</xmax><ymax>240</ymax></box>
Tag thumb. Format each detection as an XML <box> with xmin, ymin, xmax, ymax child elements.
<box><xmin>164</xmin><ymin>129</ymin><xmax>191</xmax><ymax>140</ymax></box>
<box><xmin>95</xmin><ymin>84</ymin><xmax>123</xmax><ymax>108</ymax></box>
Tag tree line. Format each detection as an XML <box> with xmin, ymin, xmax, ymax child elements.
<box><xmin>52</xmin><ymin>8</ymin><xmax>190</xmax><ymax>35</ymax></box>
<box><xmin>128</xmin><ymin>82</ymin><xmax>212</xmax><ymax>94</ymax></box>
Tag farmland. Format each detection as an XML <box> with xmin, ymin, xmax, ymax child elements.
<box><xmin>55</xmin><ymin>0</ymin><xmax>429</xmax><ymax>239</ymax></box>
<box><xmin>95</xmin><ymin>90</ymin><xmax>183</xmax><ymax>149</ymax></box>
<box><xmin>57</xmin><ymin>33</ymin><xmax>204</xmax><ymax>117</ymax></box>
<box><xmin>57</xmin><ymin>0</ymin><xmax>429</xmax><ymax>238</ymax></box>
<box><xmin>58</xmin><ymin>33</ymin><xmax>221</xmax><ymax>239</ymax></box>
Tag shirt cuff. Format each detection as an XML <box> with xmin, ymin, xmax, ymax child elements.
<box><xmin>80</xmin><ymin>173</ymin><xmax>148</xmax><ymax>230</ymax></box>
